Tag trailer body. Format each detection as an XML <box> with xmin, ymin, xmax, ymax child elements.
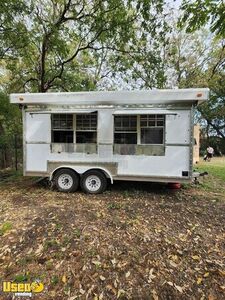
<box><xmin>10</xmin><ymin>89</ymin><xmax>209</xmax><ymax>193</ymax></box>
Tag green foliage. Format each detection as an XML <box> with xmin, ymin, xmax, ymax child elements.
<box><xmin>0</xmin><ymin>92</ymin><xmax>22</xmax><ymax>169</ymax></box>
<box><xmin>51</xmin><ymin>275</ymin><xmax>59</xmax><ymax>285</ymax></box>
<box><xmin>73</xmin><ymin>228</ymin><xmax>81</xmax><ymax>238</ymax></box>
<box><xmin>0</xmin><ymin>222</ymin><xmax>12</xmax><ymax>236</ymax></box>
<box><xmin>166</xmin><ymin>27</ymin><xmax>225</xmax><ymax>141</ymax></box>
<box><xmin>0</xmin><ymin>0</ymin><xmax>168</xmax><ymax>93</ymax></box>
<box><xmin>200</xmin><ymin>136</ymin><xmax>225</xmax><ymax>155</ymax></box>
<box><xmin>0</xmin><ymin>92</ymin><xmax>21</xmax><ymax>134</ymax></box>
<box><xmin>0</xmin><ymin>0</ymin><xmax>29</xmax><ymax>58</ymax></box>
<box><xmin>179</xmin><ymin>0</ymin><xmax>225</xmax><ymax>37</ymax></box>
<box><xmin>13</xmin><ymin>274</ymin><xmax>29</xmax><ymax>283</ymax></box>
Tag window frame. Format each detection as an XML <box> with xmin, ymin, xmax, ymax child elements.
<box><xmin>139</xmin><ymin>114</ymin><xmax>165</xmax><ymax>145</ymax></box>
<box><xmin>75</xmin><ymin>112</ymin><xmax>98</xmax><ymax>144</ymax></box>
<box><xmin>114</xmin><ymin>115</ymin><xmax>137</xmax><ymax>145</ymax></box>
<box><xmin>51</xmin><ymin>114</ymin><xmax>74</xmax><ymax>143</ymax></box>
<box><xmin>51</xmin><ymin>112</ymin><xmax>98</xmax><ymax>145</ymax></box>
<box><xmin>114</xmin><ymin>114</ymin><xmax>165</xmax><ymax>146</ymax></box>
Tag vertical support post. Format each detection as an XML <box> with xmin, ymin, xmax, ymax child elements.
<box><xmin>14</xmin><ymin>134</ymin><xmax>18</xmax><ymax>171</ymax></box>
<box><xmin>189</xmin><ymin>105</ymin><xmax>194</xmax><ymax>178</ymax></box>
<box><xmin>22</xmin><ymin>108</ymin><xmax>26</xmax><ymax>176</ymax></box>
<box><xmin>137</xmin><ymin>115</ymin><xmax>141</xmax><ymax>145</ymax></box>
<box><xmin>73</xmin><ymin>114</ymin><xmax>76</xmax><ymax>152</ymax></box>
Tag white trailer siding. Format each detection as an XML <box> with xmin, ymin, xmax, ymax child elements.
<box><xmin>115</xmin><ymin>146</ymin><xmax>190</xmax><ymax>177</ymax></box>
<box><xmin>24</xmin><ymin>108</ymin><xmax>191</xmax><ymax>179</ymax></box>
<box><xmin>165</xmin><ymin>111</ymin><xmax>190</xmax><ymax>144</ymax></box>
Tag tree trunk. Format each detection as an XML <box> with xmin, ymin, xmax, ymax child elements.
<box><xmin>14</xmin><ymin>134</ymin><xmax>18</xmax><ymax>171</ymax></box>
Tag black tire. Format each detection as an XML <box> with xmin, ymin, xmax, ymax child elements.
<box><xmin>81</xmin><ymin>170</ymin><xmax>107</xmax><ymax>194</ymax></box>
<box><xmin>54</xmin><ymin>168</ymin><xmax>79</xmax><ymax>192</ymax></box>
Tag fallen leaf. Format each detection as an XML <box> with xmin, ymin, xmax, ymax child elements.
<box><xmin>148</xmin><ymin>268</ymin><xmax>156</xmax><ymax>283</ymax></box>
<box><xmin>92</xmin><ymin>260</ymin><xmax>101</xmax><ymax>267</ymax></box>
<box><xmin>117</xmin><ymin>289</ymin><xmax>126</xmax><ymax>298</ymax></box>
<box><xmin>174</xmin><ymin>284</ymin><xmax>183</xmax><ymax>293</ymax></box>
<box><xmin>99</xmin><ymin>275</ymin><xmax>105</xmax><ymax>281</ymax></box>
<box><xmin>208</xmin><ymin>292</ymin><xmax>216</xmax><ymax>300</ymax></box>
<box><xmin>79</xmin><ymin>288</ymin><xmax>85</xmax><ymax>295</ymax></box>
<box><xmin>152</xmin><ymin>289</ymin><xmax>159</xmax><ymax>300</ymax></box>
<box><xmin>192</xmin><ymin>255</ymin><xmax>200</xmax><ymax>260</ymax></box>
<box><xmin>35</xmin><ymin>244</ymin><xmax>43</xmax><ymax>255</ymax></box>
<box><xmin>197</xmin><ymin>277</ymin><xmax>203</xmax><ymax>285</ymax></box>
<box><xmin>55</xmin><ymin>260</ymin><xmax>64</xmax><ymax>270</ymax></box>
<box><xmin>106</xmin><ymin>285</ymin><xmax>117</xmax><ymax>295</ymax></box>
<box><xmin>114</xmin><ymin>279</ymin><xmax>118</xmax><ymax>288</ymax></box>
<box><xmin>219</xmin><ymin>270</ymin><xmax>225</xmax><ymax>277</ymax></box>
<box><xmin>111</xmin><ymin>258</ymin><xmax>117</xmax><ymax>266</ymax></box>
<box><xmin>62</xmin><ymin>275</ymin><xmax>66</xmax><ymax>283</ymax></box>
<box><xmin>125</xmin><ymin>271</ymin><xmax>130</xmax><ymax>278</ymax></box>
<box><xmin>169</xmin><ymin>260</ymin><xmax>178</xmax><ymax>268</ymax></box>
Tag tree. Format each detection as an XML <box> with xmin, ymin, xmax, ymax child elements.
<box><xmin>0</xmin><ymin>0</ymin><xmax>29</xmax><ymax>58</ymax></box>
<box><xmin>179</xmin><ymin>0</ymin><xmax>225</xmax><ymax>37</ymax></box>
<box><xmin>0</xmin><ymin>0</ymin><xmax>168</xmax><ymax>93</ymax></box>
<box><xmin>165</xmin><ymin>25</ymin><xmax>225</xmax><ymax>149</ymax></box>
<box><xmin>0</xmin><ymin>92</ymin><xmax>22</xmax><ymax>169</ymax></box>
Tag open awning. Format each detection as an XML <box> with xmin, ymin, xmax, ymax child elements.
<box><xmin>113</xmin><ymin>109</ymin><xmax>177</xmax><ymax>115</ymax></box>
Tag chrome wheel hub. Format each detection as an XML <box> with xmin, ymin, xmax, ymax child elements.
<box><xmin>85</xmin><ymin>175</ymin><xmax>101</xmax><ymax>192</ymax></box>
<box><xmin>58</xmin><ymin>174</ymin><xmax>73</xmax><ymax>190</ymax></box>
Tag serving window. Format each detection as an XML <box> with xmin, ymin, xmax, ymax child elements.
<box><xmin>140</xmin><ymin>115</ymin><xmax>165</xmax><ymax>145</ymax></box>
<box><xmin>51</xmin><ymin>112</ymin><xmax>97</xmax><ymax>153</ymax></box>
<box><xmin>114</xmin><ymin>114</ymin><xmax>165</xmax><ymax>155</ymax></box>
<box><xmin>52</xmin><ymin>114</ymin><xmax>73</xmax><ymax>143</ymax></box>
<box><xmin>76</xmin><ymin>113</ymin><xmax>97</xmax><ymax>143</ymax></box>
<box><xmin>114</xmin><ymin>116</ymin><xmax>137</xmax><ymax>144</ymax></box>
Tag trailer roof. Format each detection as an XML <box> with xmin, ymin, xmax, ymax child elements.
<box><xmin>10</xmin><ymin>88</ymin><xmax>209</xmax><ymax>105</ymax></box>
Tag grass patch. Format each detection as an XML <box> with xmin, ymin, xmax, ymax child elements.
<box><xmin>195</xmin><ymin>157</ymin><xmax>225</xmax><ymax>181</ymax></box>
<box><xmin>0</xmin><ymin>169</ymin><xmax>23</xmax><ymax>183</ymax></box>
<box><xmin>0</xmin><ymin>222</ymin><xmax>12</xmax><ymax>236</ymax></box>
<box><xmin>44</xmin><ymin>239</ymin><xmax>59</xmax><ymax>250</ymax></box>
<box><xmin>51</xmin><ymin>275</ymin><xmax>59</xmax><ymax>285</ymax></box>
<box><xmin>107</xmin><ymin>202</ymin><xmax>122</xmax><ymax>210</ymax></box>
<box><xmin>13</xmin><ymin>274</ymin><xmax>29</xmax><ymax>282</ymax></box>
<box><xmin>73</xmin><ymin>228</ymin><xmax>81</xmax><ymax>238</ymax></box>
<box><xmin>193</xmin><ymin>157</ymin><xmax>225</xmax><ymax>194</ymax></box>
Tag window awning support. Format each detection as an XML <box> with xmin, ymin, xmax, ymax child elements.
<box><xmin>29</xmin><ymin>110</ymin><xmax>97</xmax><ymax>115</ymax></box>
<box><xmin>113</xmin><ymin>110</ymin><xmax>177</xmax><ymax>115</ymax></box>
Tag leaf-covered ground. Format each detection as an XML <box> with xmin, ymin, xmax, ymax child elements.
<box><xmin>0</xmin><ymin>160</ymin><xmax>225</xmax><ymax>300</ymax></box>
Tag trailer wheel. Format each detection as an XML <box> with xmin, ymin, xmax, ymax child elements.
<box><xmin>54</xmin><ymin>169</ymin><xmax>79</xmax><ymax>192</ymax></box>
<box><xmin>81</xmin><ymin>170</ymin><xmax>107</xmax><ymax>194</ymax></box>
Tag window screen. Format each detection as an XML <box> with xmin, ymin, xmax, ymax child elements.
<box><xmin>140</xmin><ymin>115</ymin><xmax>165</xmax><ymax>144</ymax></box>
<box><xmin>52</xmin><ymin>114</ymin><xmax>73</xmax><ymax>130</ymax></box>
<box><xmin>114</xmin><ymin>116</ymin><xmax>137</xmax><ymax>144</ymax></box>
<box><xmin>52</xmin><ymin>114</ymin><xmax>73</xmax><ymax>143</ymax></box>
<box><xmin>76</xmin><ymin>113</ymin><xmax>97</xmax><ymax>144</ymax></box>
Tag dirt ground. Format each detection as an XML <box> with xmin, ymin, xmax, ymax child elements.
<box><xmin>0</xmin><ymin>169</ymin><xmax>225</xmax><ymax>299</ymax></box>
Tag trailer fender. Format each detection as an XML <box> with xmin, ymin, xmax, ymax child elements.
<box><xmin>50</xmin><ymin>166</ymin><xmax>113</xmax><ymax>184</ymax></box>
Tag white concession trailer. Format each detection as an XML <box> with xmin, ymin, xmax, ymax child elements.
<box><xmin>10</xmin><ymin>89</ymin><xmax>209</xmax><ymax>193</ymax></box>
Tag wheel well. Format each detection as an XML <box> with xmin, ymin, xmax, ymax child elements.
<box><xmin>51</xmin><ymin>167</ymin><xmax>79</xmax><ymax>180</ymax></box>
<box><xmin>83</xmin><ymin>168</ymin><xmax>108</xmax><ymax>178</ymax></box>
